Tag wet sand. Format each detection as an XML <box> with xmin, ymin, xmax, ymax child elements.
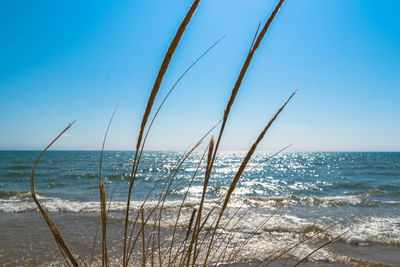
<box><xmin>1</xmin><ymin>211</ymin><xmax>399</xmax><ymax>266</ymax></box>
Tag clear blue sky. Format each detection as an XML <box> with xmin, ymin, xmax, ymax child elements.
<box><xmin>0</xmin><ymin>0</ymin><xmax>399</xmax><ymax>151</ymax></box>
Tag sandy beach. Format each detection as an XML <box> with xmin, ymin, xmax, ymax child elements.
<box><xmin>1</xmin><ymin>211</ymin><xmax>399</xmax><ymax>266</ymax></box>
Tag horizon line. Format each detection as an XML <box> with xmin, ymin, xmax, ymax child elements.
<box><xmin>1</xmin><ymin>149</ymin><xmax>399</xmax><ymax>153</ymax></box>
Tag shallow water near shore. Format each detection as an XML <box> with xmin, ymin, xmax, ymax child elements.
<box><xmin>0</xmin><ymin>151</ymin><xmax>399</xmax><ymax>266</ymax></box>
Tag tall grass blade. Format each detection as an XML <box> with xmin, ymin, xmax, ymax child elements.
<box><xmin>204</xmin><ymin>89</ymin><xmax>295</xmax><ymax>265</ymax></box>
<box><xmin>293</xmin><ymin>228</ymin><xmax>352</xmax><ymax>267</ymax></box>
<box><xmin>30</xmin><ymin>121</ymin><xmax>79</xmax><ymax>267</ymax></box>
<box><xmin>210</xmin><ymin>0</ymin><xmax>286</xmax><ymax>175</ymax></box>
<box><xmin>123</xmin><ymin>1</ymin><xmax>200</xmax><ymax>265</ymax></box>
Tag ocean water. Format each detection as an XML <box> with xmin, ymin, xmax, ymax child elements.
<box><xmin>0</xmin><ymin>151</ymin><xmax>399</xmax><ymax>266</ymax></box>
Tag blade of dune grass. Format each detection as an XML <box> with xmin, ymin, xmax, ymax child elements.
<box><xmin>180</xmin><ymin>195</ymin><xmax>224</xmax><ymax>266</ymax></box>
<box><xmin>78</xmin><ymin>255</ymin><xmax>89</xmax><ymax>267</ymax></box>
<box><xmin>213</xmin><ymin>213</ymin><xmax>244</xmax><ymax>264</ymax></box>
<box><xmin>125</xmin><ymin>149</ymin><xmax>199</xmax><ymax>263</ymax></box>
<box><xmin>293</xmin><ymin>228</ymin><xmax>353</xmax><ymax>267</ymax></box>
<box><xmin>186</xmin><ymin>136</ymin><xmax>214</xmax><ymax>266</ymax></box>
<box><xmin>166</xmin><ymin>144</ymin><xmax>209</xmax><ymax>265</ymax></box>
<box><xmin>89</xmin><ymin>105</ymin><xmax>118</xmax><ymax>267</ymax></box>
<box><xmin>151</xmin><ymin>212</ymin><xmax>158</xmax><ymax>267</ymax></box>
<box><xmin>203</xmin><ymin>145</ymin><xmax>292</xmax><ymax>263</ymax></box>
<box><xmin>259</xmin><ymin>219</ymin><xmax>345</xmax><ymax>266</ymax></box>
<box><xmin>131</xmin><ymin>35</ymin><xmax>225</xmax><ymax>226</ymax></box>
<box><xmin>186</xmin><ymin>209</ymin><xmax>198</xmax><ymax>241</ymax></box>
<box><xmin>126</xmin><ymin>152</ymin><xmax>187</xmax><ymax>256</ymax></box>
<box><xmin>156</xmin><ymin>138</ymin><xmax>210</xmax><ymax>266</ymax></box>
<box><xmin>99</xmin><ymin>105</ymin><xmax>118</xmax><ymax>267</ymax></box>
<box><xmin>123</xmin><ymin>1</ymin><xmax>200</xmax><ymax>265</ymax></box>
<box><xmin>124</xmin><ymin>33</ymin><xmax>224</xmax><ymax>255</ymax></box>
<box><xmin>141</xmin><ymin>209</ymin><xmax>146</xmax><ymax>267</ymax></box>
<box><xmin>100</xmin><ymin>182</ymin><xmax>109</xmax><ymax>267</ymax></box>
<box><xmin>145</xmin><ymin>232</ymin><xmax>153</xmax><ymax>266</ymax></box>
<box><xmin>195</xmin><ymin>143</ymin><xmax>293</xmax><ymax>258</ymax></box>
<box><xmin>89</xmin><ymin>219</ymin><xmax>100</xmax><ymax>267</ymax></box>
<box><xmin>227</xmin><ymin>206</ymin><xmax>281</xmax><ymax>262</ymax></box>
<box><xmin>185</xmin><ymin>3</ymin><xmax>286</xmax><ymax>262</ymax></box>
<box><xmin>243</xmin><ymin>143</ymin><xmax>293</xmax><ymax>176</ymax></box>
<box><xmin>30</xmin><ymin>121</ymin><xmax>79</xmax><ymax>267</ymax></box>
<box><xmin>125</xmin><ymin>127</ymin><xmax>207</xmax><ymax>263</ymax></box>
<box><xmin>99</xmin><ymin>104</ymin><xmax>119</xmax><ymax>188</ymax></box>
<box><xmin>206</xmin><ymin>205</ymin><xmax>243</xmax><ymax>263</ymax></box>
<box><xmin>206</xmin><ymin>0</ymin><xmax>286</xmax><ymax>184</ymax></box>
<box><xmin>139</xmin><ymin>35</ymin><xmax>225</xmax><ymax>158</ymax></box>
<box><xmin>189</xmin><ymin>145</ymin><xmax>290</xmax><ymax>264</ymax></box>
<box><xmin>206</xmin><ymin>205</ymin><xmax>279</xmax><ymax>264</ymax></box>
<box><xmin>184</xmin><ymin>208</ymin><xmax>198</xmax><ymax>264</ymax></box>
<box><xmin>126</xmin><ymin>147</ymin><xmax>191</xmax><ymax>249</ymax></box>
<box><xmin>204</xmin><ymin>90</ymin><xmax>296</xmax><ymax>265</ymax></box>
<box><xmin>193</xmin><ymin>114</ymin><xmax>293</xmax><ymax>261</ymax></box>
<box><xmin>175</xmin><ymin>208</ymin><xmax>199</xmax><ymax>267</ymax></box>
<box><xmin>32</xmin><ymin>0</ymin><xmax>298</xmax><ymax>265</ymax></box>
<box><xmin>125</xmin><ymin>120</ymin><xmax>220</xmax><ymax>264</ymax></box>
<box><xmin>148</xmin><ymin>124</ymin><xmax>217</xmax><ymax>265</ymax></box>
<box><xmin>130</xmin><ymin>36</ymin><xmax>224</xmax><ymax>241</ymax></box>
<box><xmin>56</xmin><ymin>241</ymin><xmax>72</xmax><ymax>267</ymax></box>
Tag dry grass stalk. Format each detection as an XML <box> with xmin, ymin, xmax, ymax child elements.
<box><xmin>204</xmin><ymin>89</ymin><xmax>296</xmax><ymax>265</ymax></box>
<box><xmin>209</xmin><ymin>0</ymin><xmax>286</xmax><ymax>172</ymax></box>
<box><xmin>126</xmin><ymin>121</ymin><xmax>219</xmax><ymax>264</ymax></box>
<box><xmin>196</xmin><ymin>144</ymin><xmax>293</xmax><ymax>262</ymax></box>
<box><xmin>125</xmin><ymin>121</ymin><xmax>219</xmax><ymax>265</ymax></box>
<box><xmin>100</xmin><ymin>182</ymin><xmax>109</xmax><ymax>267</ymax></box>
<box><xmin>125</xmin><ymin>95</ymin><xmax>219</xmax><ymax>256</ymax></box>
<box><xmin>243</xmin><ymin>143</ymin><xmax>293</xmax><ymax>176</ymax></box>
<box><xmin>155</xmin><ymin>139</ymin><xmax>211</xmax><ymax>266</ymax></box>
<box><xmin>123</xmin><ymin>1</ymin><xmax>200</xmax><ymax>265</ymax></box>
<box><xmin>98</xmin><ymin>105</ymin><xmax>118</xmax><ymax>267</ymax></box>
<box><xmin>174</xmin><ymin>208</ymin><xmax>198</xmax><ymax>267</ymax></box>
<box><xmin>227</xmin><ymin>207</ymin><xmax>281</xmax><ymax>263</ymax></box>
<box><xmin>87</xmin><ymin>105</ymin><xmax>119</xmax><ymax>267</ymax></box>
<box><xmin>89</xmin><ymin>219</ymin><xmax>100</xmax><ymax>266</ymax></box>
<box><xmin>139</xmin><ymin>35</ymin><xmax>224</xmax><ymax>158</ymax></box>
<box><xmin>30</xmin><ymin>121</ymin><xmax>79</xmax><ymax>267</ymax></box>
<box><xmin>293</xmin><ymin>228</ymin><xmax>352</xmax><ymax>267</ymax></box>
<box><xmin>126</xmin><ymin>150</ymin><xmax>190</xmax><ymax>250</ymax></box>
<box><xmin>178</xmin><ymin>3</ymin><xmax>288</xmax><ymax>262</ymax></box>
<box><xmin>141</xmin><ymin>209</ymin><xmax>146</xmax><ymax>267</ymax></box>
<box><xmin>29</xmin><ymin>1</ymin><xmax>324</xmax><ymax>266</ymax></box>
<box><xmin>212</xmin><ymin>211</ymin><xmax>242</xmax><ymax>260</ymax></box>
<box><xmin>261</xmin><ymin>220</ymin><xmax>344</xmax><ymax>266</ymax></box>
<box><xmin>167</xmin><ymin>146</ymin><xmax>209</xmax><ymax>265</ymax></box>
<box><xmin>187</xmin><ymin>136</ymin><xmax>214</xmax><ymax>266</ymax></box>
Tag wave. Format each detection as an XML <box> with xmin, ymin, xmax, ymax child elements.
<box><xmin>2</xmin><ymin>190</ymin><xmax>399</xmax><ymax>214</ymax></box>
<box><xmin>1</xmin><ymin>171</ymin><xmax>30</xmax><ymax>178</ymax></box>
<box><xmin>240</xmin><ymin>195</ymin><xmax>400</xmax><ymax>208</ymax></box>
<box><xmin>8</xmin><ymin>164</ymin><xmax>32</xmax><ymax>171</ymax></box>
<box><xmin>1</xmin><ymin>193</ymin><xmax>399</xmax><ymax>247</ymax></box>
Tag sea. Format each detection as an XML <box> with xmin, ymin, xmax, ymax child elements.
<box><xmin>0</xmin><ymin>151</ymin><xmax>399</xmax><ymax>266</ymax></box>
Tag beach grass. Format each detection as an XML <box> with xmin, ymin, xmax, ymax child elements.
<box><xmin>29</xmin><ymin>0</ymin><xmax>352</xmax><ymax>266</ymax></box>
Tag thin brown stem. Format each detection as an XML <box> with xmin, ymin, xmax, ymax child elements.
<box><xmin>293</xmin><ymin>228</ymin><xmax>352</xmax><ymax>267</ymax></box>
<box><xmin>123</xmin><ymin>1</ymin><xmax>200</xmax><ymax>265</ymax></box>
<box><xmin>30</xmin><ymin>121</ymin><xmax>79</xmax><ymax>267</ymax></box>
<box><xmin>167</xmin><ymin>145</ymin><xmax>208</xmax><ymax>265</ymax></box>
<box><xmin>141</xmin><ymin>209</ymin><xmax>146</xmax><ymax>267</ymax></box>
<box><xmin>185</xmin><ymin>137</ymin><xmax>214</xmax><ymax>266</ymax></box>
<box><xmin>204</xmin><ymin>89</ymin><xmax>295</xmax><ymax>265</ymax></box>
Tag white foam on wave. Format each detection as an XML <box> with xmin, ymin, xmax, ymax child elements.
<box><xmin>343</xmin><ymin>216</ymin><xmax>400</xmax><ymax>246</ymax></box>
<box><xmin>1</xmin><ymin>192</ymin><xmax>399</xmax><ymax>247</ymax></box>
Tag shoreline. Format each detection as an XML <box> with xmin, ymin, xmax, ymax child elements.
<box><xmin>1</xmin><ymin>211</ymin><xmax>399</xmax><ymax>266</ymax></box>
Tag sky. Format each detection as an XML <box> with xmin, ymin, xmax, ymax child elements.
<box><xmin>0</xmin><ymin>0</ymin><xmax>399</xmax><ymax>152</ymax></box>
